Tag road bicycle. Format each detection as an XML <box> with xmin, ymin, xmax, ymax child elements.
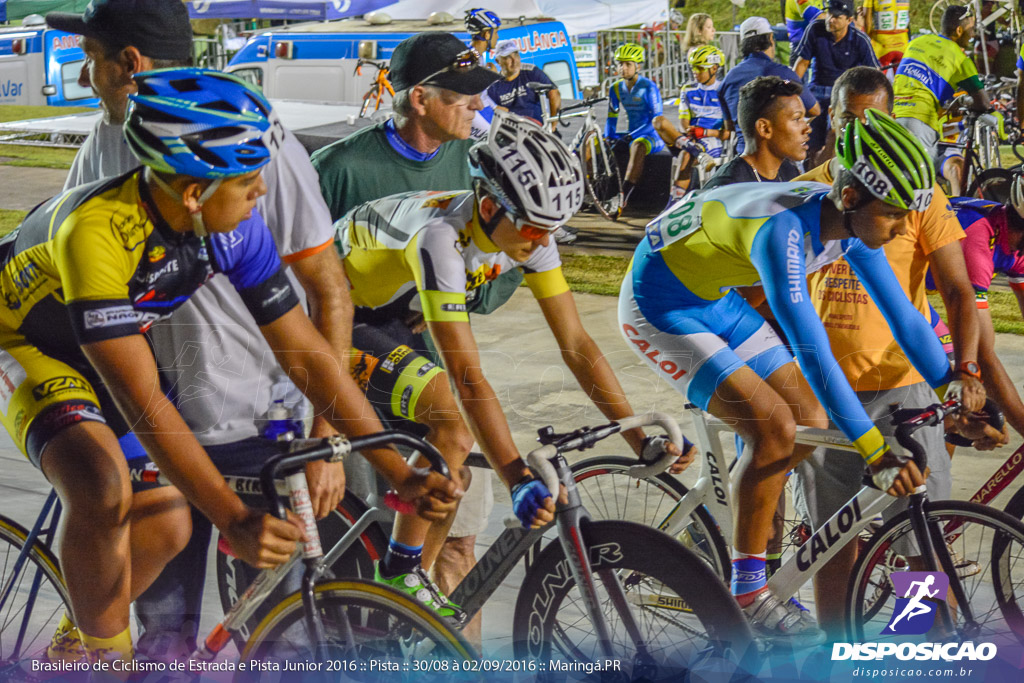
<box><xmin>217</xmin><ymin>413</ymin><xmax>758</xmax><ymax>677</ymax></box>
<box><xmin>355</xmin><ymin>59</ymin><xmax>395</xmax><ymax>119</ymax></box>
<box><xmin>561</xmin><ymin>399</ymin><xmax>1024</xmax><ymax>645</ymax></box>
<box><xmin>544</xmin><ymin>87</ymin><xmax>624</xmax><ymax>221</ymax></box>
<box><xmin>0</xmin><ymin>431</ymin><xmax>475</xmax><ymax>675</ymax></box>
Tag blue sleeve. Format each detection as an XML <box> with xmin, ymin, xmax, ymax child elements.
<box><xmin>845</xmin><ymin>242</ymin><xmax>954</xmax><ymax>389</ymax></box>
<box><xmin>750</xmin><ymin>216</ymin><xmax>886</xmax><ymax>462</ymax></box>
<box><xmin>646</xmin><ymin>81</ymin><xmax>664</xmax><ymax>118</ymax></box>
<box><xmin>605</xmin><ymin>82</ymin><xmax>620</xmax><ymax>139</ymax></box>
<box><xmin>212</xmin><ymin>211</ymin><xmax>300</xmax><ymax>325</ymax></box>
<box><xmin>794</xmin><ymin>24</ymin><xmax>816</xmax><ymax>61</ymax></box>
<box><xmin>530</xmin><ymin>67</ymin><xmax>554</xmax><ymax>86</ymax></box>
<box><xmin>803</xmin><ymin>5</ymin><xmax>821</xmax><ymax>22</ymax></box>
<box><xmin>856</xmin><ymin>30</ymin><xmax>881</xmax><ymax>67</ymax></box>
<box><xmin>774</xmin><ymin>64</ymin><xmax>818</xmax><ymax>112</ymax></box>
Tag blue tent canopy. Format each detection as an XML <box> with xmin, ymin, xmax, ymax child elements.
<box><xmin>187</xmin><ymin>0</ymin><xmax>396</xmax><ymax>20</ymax></box>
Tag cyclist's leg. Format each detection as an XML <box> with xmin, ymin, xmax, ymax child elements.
<box><xmin>0</xmin><ymin>337</ymin><xmax>191</xmax><ymax>665</ymax></box>
<box><xmin>351</xmin><ymin>321</ymin><xmax>470</xmax><ymax>617</ymax></box>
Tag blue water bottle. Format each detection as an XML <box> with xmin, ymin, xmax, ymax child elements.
<box><xmin>262</xmin><ymin>399</ymin><xmax>301</xmax><ymax>441</ymax></box>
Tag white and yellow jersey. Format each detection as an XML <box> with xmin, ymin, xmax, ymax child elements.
<box><xmin>335</xmin><ymin>190</ymin><xmax>568</xmax><ymax>323</ymax></box>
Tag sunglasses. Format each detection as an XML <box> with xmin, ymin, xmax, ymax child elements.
<box><xmin>418</xmin><ymin>48</ymin><xmax>481</xmax><ymax>86</ymax></box>
<box><xmin>512</xmin><ymin>216</ymin><xmax>553</xmax><ymax>241</ymax></box>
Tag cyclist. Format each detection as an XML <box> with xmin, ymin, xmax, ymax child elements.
<box><xmin>926</xmin><ymin>188</ymin><xmax>1024</xmax><ymax>444</ymax></box>
<box><xmin>465</xmin><ymin>7</ymin><xmax>501</xmax><ymax>58</ymax></box>
<box><xmin>0</xmin><ymin>68</ymin><xmax>457</xmax><ymax>667</ymax></box>
<box><xmin>893</xmin><ymin>4</ymin><xmax>991</xmax><ymax>196</ymax></box>
<box><xmin>336</xmin><ymin>112</ymin><xmax>687</xmax><ymax>618</ymax></box>
<box><xmin>671</xmin><ymin>45</ymin><xmax>729</xmax><ymax>200</ymax></box>
<box><xmin>606</xmin><ymin>43</ymin><xmax>683</xmax><ymax>209</ymax></box>
<box><xmin>618</xmin><ymin>110</ymin><xmax>958</xmax><ymax>647</ymax></box>
<box><xmin>785</xmin><ymin>0</ymin><xmax>823</xmax><ymax>48</ymax></box>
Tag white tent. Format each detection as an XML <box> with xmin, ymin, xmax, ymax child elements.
<box><xmin>381</xmin><ymin>0</ymin><xmax>671</xmax><ymax>35</ymax></box>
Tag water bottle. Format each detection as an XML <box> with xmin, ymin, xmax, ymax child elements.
<box><xmin>261</xmin><ymin>399</ymin><xmax>302</xmax><ymax>441</ymax></box>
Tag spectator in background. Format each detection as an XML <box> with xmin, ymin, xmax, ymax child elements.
<box><xmin>793</xmin><ymin>0</ymin><xmax>879</xmax><ymax>163</ymax></box>
<box><xmin>856</xmin><ymin>0</ymin><xmax>911</xmax><ymax>70</ymax></box>
<box><xmin>681</xmin><ymin>13</ymin><xmax>715</xmax><ymax>55</ymax></box>
<box><xmin>784</xmin><ymin>0</ymin><xmax>823</xmax><ymax>47</ymax></box>
<box><xmin>487</xmin><ymin>40</ymin><xmax>561</xmax><ymax>128</ymax></box>
<box><xmin>719</xmin><ymin>17</ymin><xmax>820</xmax><ymax>155</ymax></box>
<box><xmin>894</xmin><ymin>5</ymin><xmax>991</xmax><ymax>196</ymax></box>
<box><xmin>703</xmin><ymin>76</ymin><xmax>810</xmax><ymax>188</ymax></box>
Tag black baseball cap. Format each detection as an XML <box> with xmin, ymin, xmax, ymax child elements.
<box><xmin>47</xmin><ymin>0</ymin><xmax>193</xmax><ymax>61</ymax></box>
<box><xmin>827</xmin><ymin>0</ymin><xmax>855</xmax><ymax>16</ymax></box>
<box><xmin>389</xmin><ymin>32</ymin><xmax>499</xmax><ymax>95</ymax></box>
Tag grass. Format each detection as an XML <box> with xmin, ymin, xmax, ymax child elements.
<box><xmin>0</xmin><ymin>105</ymin><xmax>93</xmax><ymax>124</ymax></box>
<box><xmin>560</xmin><ymin>253</ymin><xmax>630</xmax><ymax>296</ymax></box>
<box><xmin>0</xmin><ymin>209</ymin><xmax>27</xmax><ymax>237</ymax></box>
<box><xmin>929</xmin><ymin>291</ymin><xmax>1024</xmax><ymax>335</ymax></box>
<box><xmin>0</xmin><ymin>144</ymin><xmax>78</xmax><ymax>170</ymax></box>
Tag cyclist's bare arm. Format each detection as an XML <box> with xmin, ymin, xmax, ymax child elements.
<box><xmin>928</xmin><ymin>240</ymin><xmax>986</xmax><ymax>411</ymax></box>
<box><xmin>82</xmin><ymin>334</ymin><xmax>304</xmax><ymax>569</ymax></box>
<box><xmin>259</xmin><ymin>306</ymin><xmax>461</xmax><ymax>521</ymax></box>
<box><xmin>535</xmin><ymin>291</ymin><xmax>687</xmax><ymax>467</ymax></box>
<box><xmin>546</xmin><ymin>88</ymin><xmax>562</xmax><ymax>120</ymax></box>
<box><xmin>975</xmin><ymin>303</ymin><xmax>1024</xmax><ymax>440</ymax></box>
<box><xmin>967</xmin><ymin>85</ymin><xmax>994</xmax><ymax>112</ymax></box>
<box><xmin>289</xmin><ymin>246</ymin><xmax>354</xmax><ymax>516</ymax></box>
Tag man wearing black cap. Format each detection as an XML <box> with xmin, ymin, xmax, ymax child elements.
<box><xmin>792</xmin><ymin>0</ymin><xmax>878</xmax><ymax>162</ymax></box>
<box><xmin>48</xmin><ymin>0</ymin><xmax>194</xmax><ymax>186</ymax></box>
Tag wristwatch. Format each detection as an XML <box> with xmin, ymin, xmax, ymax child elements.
<box><xmin>957</xmin><ymin>360</ymin><xmax>982</xmax><ymax>380</ymax></box>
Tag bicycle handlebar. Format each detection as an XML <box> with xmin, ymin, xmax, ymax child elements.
<box><xmin>894</xmin><ymin>398</ymin><xmax>1004</xmax><ymax>471</ymax></box>
<box><xmin>527</xmin><ymin>412</ymin><xmax>683</xmax><ymax>496</ymax></box>
<box><xmin>256</xmin><ymin>432</ymin><xmax>449</xmax><ymax>520</ymax></box>
<box><xmin>554</xmin><ymin>97</ymin><xmax>608</xmax><ymax>126</ymax></box>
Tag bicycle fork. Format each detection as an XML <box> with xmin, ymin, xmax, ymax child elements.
<box><xmin>908</xmin><ymin>496</ymin><xmax>980</xmax><ymax>638</ymax></box>
<box><xmin>553</xmin><ymin>454</ymin><xmax>653</xmax><ymax>664</ymax></box>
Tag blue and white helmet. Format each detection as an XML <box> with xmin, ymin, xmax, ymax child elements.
<box><xmin>465</xmin><ymin>8</ymin><xmax>501</xmax><ymax>34</ymax></box>
<box><xmin>124</xmin><ymin>68</ymin><xmax>283</xmax><ymax>179</ymax></box>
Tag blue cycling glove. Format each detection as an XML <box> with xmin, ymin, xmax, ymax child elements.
<box><xmin>511</xmin><ymin>476</ymin><xmax>552</xmax><ymax>528</ymax></box>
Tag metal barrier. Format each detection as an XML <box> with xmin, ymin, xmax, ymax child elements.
<box><xmin>594</xmin><ymin>29</ymin><xmax>740</xmax><ymax>98</ymax></box>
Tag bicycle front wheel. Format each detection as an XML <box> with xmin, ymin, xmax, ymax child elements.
<box><xmin>568</xmin><ymin>455</ymin><xmax>730</xmax><ymax>581</ymax></box>
<box><xmin>513</xmin><ymin>520</ymin><xmax>755</xmax><ymax>680</ymax></box>
<box><xmin>240</xmin><ymin>579</ymin><xmax>476</xmax><ymax>677</ymax></box>
<box><xmin>581</xmin><ymin>131</ymin><xmax>623</xmax><ymax>220</ymax></box>
<box><xmin>847</xmin><ymin>500</ymin><xmax>1024</xmax><ymax>646</ymax></box>
<box><xmin>0</xmin><ymin>514</ymin><xmax>70</xmax><ymax>666</ymax></box>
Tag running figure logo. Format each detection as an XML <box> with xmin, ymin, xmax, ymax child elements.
<box><xmin>884</xmin><ymin>571</ymin><xmax>950</xmax><ymax>635</ymax></box>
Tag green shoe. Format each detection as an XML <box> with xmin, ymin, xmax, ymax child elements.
<box><xmin>374</xmin><ymin>563</ymin><xmax>468</xmax><ymax>625</ymax></box>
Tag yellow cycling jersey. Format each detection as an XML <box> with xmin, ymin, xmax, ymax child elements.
<box><xmin>335</xmin><ymin>190</ymin><xmax>568</xmax><ymax>324</ymax></box>
<box><xmin>863</xmin><ymin>0</ymin><xmax>910</xmax><ymax>58</ymax></box>
<box><xmin>785</xmin><ymin>0</ymin><xmax>823</xmax><ymax>45</ymax></box>
<box><xmin>893</xmin><ymin>34</ymin><xmax>982</xmax><ymax>133</ymax></box>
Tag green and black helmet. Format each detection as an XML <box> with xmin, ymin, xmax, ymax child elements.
<box><xmin>835</xmin><ymin>109</ymin><xmax>935</xmax><ymax>212</ymax></box>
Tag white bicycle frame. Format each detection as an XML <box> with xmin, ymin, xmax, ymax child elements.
<box><xmin>660</xmin><ymin>405</ymin><xmax>904</xmax><ymax>602</ymax></box>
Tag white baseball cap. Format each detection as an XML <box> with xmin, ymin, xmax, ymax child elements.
<box><xmin>493</xmin><ymin>39</ymin><xmax>520</xmax><ymax>58</ymax></box>
<box><xmin>740</xmin><ymin>16</ymin><xmax>773</xmax><ymax>41</ymax></box>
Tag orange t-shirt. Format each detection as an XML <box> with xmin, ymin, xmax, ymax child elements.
<box><xmin>798</xmin><ymin>162</ymin><xmax>962</xmax><ymax>391</ymax></box>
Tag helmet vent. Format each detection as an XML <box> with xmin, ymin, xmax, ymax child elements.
<box><xmin>200</xmin><ymin>100</ymin><xmax>242</xmax><ymax>114</ymax></box>
<box><xmin>169</xmin><ymin>78</ymin><xmax>202</xmax><ymax>93</ymax></box>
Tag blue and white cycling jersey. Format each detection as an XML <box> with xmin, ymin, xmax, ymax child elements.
<box><xmin>606</xmin><ymin>76</ymin><xmax>665</xmax><ymax>154</ymax></box>
<box><xmin>619</xmin><ymin>183</ymin><xmax>951</xmax><ymax>464</ymax></box>
<box><xmin>679</xmin><ymin>80</ymin><xmax>725</xmax><ymax>157</ymax></box>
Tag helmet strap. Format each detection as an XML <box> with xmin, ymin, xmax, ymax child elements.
<box><xmin>146</xmin><ymin>167</ymin><xmax>222</xmax><ymax>238</ymax></box>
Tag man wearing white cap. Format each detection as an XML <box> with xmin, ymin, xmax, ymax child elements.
<box><xmin>719</xmin><ymin>16</ymin><xmax>820</xmax><ymax>154</ymax></box>
<box><xmin>486</xmin><ymin>39</ymin><xmax>561</xmax><ymax>129</ymax></box>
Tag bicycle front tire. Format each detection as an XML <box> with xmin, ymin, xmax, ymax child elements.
<box><xmin>0</xmin><ymin>514</ymin><xmax>70</xmax><ymax>666</ymax></box>
<box><xmin>239</xmin><ymin>578</ymin><xmax>476</xmax><ymax>677</ymax></box>
<box><xmin>512</xmin><ymin>519</ymin><xmax>756</xmax><ymax>680</ymax></box>
<box><xmin>847</xmin><ymin>500</ymin><xmax>1024</xmax><ymax>645</ymax></box>
<box><xmin>566</xmin><ymin>455</ymin><xmax>730</xmax><ymax>581</ymax></box>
